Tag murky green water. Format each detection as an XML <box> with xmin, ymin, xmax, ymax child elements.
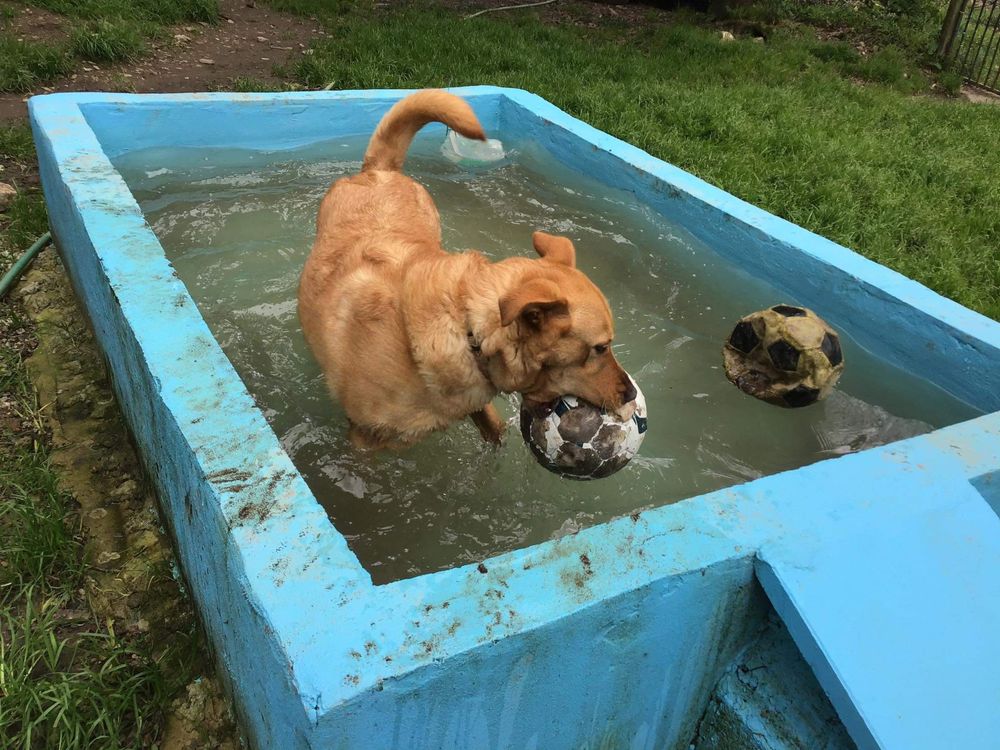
<box><xmin>116</xmin><ymin>134</ymin><xmax>980</xmax><ymax>583</ymax></box>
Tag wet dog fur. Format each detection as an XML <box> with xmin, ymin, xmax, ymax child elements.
<box><xmin>298</xmin><ymin>90</ymin><xmax>636</xmax><ymax>449</ymax></box>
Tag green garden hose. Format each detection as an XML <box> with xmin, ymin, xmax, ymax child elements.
<box><xmin>0</xmin><ymin>232</ymin><xmax>52</xmax><ymax>300</ymax></box>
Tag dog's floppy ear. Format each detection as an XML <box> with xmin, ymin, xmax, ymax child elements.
<box><xmin>499</xmin><ymin>277</ymin><xmax>569</xmax><ymax>329</ymax></box>
<box><xmin>532</xmin><ymin>231</ymin><xmax>576</xmax><ymax>267</ymax></box>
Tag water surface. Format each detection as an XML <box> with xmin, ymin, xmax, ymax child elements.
<box><xmin>116</xmin><ymin>134</ymin><xmax>980</xmax><ymax>583</ymax></box>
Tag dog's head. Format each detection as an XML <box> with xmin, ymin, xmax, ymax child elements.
<box><xmin>498</xmin><ymin>231</ymin><xmax>637</xmax><ymax>416</ymax></box>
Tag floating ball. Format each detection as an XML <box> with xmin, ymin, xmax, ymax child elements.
<box><xmin>519</xmin><ymin>379</ymin><xmax>648</xmax><ymax>480</ymax></box>
<box><xmin>723</xmin><ymin>304</ymin><xmax>845</xmax><ymax>408</ymax></box>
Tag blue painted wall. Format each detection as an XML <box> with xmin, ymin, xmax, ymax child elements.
<box><xmin>30</xmin><ymin>88</ymin><xmax>1000</xmax><ymax>750</ymax></box>
<box><xmin>79</xmin><ymin>91</ymin><xmax>505</xmax><ymax>157</ymax></box>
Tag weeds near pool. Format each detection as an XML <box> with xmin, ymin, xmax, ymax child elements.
<box><xmin>0</xmin><ymin>452</ymin><xmax>82</xmax><ymax>590</ymax></box>
<box><xmin>0</xmin><ymin>0</ymin><xmax>220</xmax><ymax>91</ymax></box>
<box><xmin>0</xmin><ymin>298</ymin><xmax>185</xmax><ymax>749</ymax></box>
<box><xmin>70</xmin><ymin>19</ymin><xmax>147</xmax><ymax>63</ymax></box>
<box><xmin>0</xmin><ymin>588</ymin><xmax>176</xmax><ymax>750</ymax></box>
<box><xmin>0</xmin><ymin>37</ymin><xmax>72</xmax><ymax>94</ymax></box>
<box><xmin>0</xmin><ymin>127</ymin><xmax>49</xmax><ymax>249</ymax></box>
<box><xmin>229</xmin><ymin>75</ymin><xmax>293</xmax><ymax>92</ymax></box>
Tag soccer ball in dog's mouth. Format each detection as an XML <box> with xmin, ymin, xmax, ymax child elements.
<box><xmin>519</xmin><ymin>377</ymin><xmax>648</xmax><ymax>480</ymax></box>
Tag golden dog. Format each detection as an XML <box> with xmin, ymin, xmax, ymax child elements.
<box><xmin>298</xmin><ymin>90</ymin><xmax>637</xmax><ymax>449</ymax></box>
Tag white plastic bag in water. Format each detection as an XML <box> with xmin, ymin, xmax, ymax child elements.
<box><xmin>441</xmin><ymin>128</ymin><xmax>506</xmax><ymax>167</ymax></box>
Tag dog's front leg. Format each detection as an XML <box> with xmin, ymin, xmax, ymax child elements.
<box><xmin>470</xmin><ymin>404</ymin><xmax>505</xmax><ymax>446</ymax></box>
<box><xmin>347</xmin><ymin>421</ymin><xmax>401</xmax><ymax>451</ymax></box>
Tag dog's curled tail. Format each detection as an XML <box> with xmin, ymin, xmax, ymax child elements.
<box><xmin>362</xmin><ymin>90</ymin><xmax>486</xmax><ymax>172</ymax></box>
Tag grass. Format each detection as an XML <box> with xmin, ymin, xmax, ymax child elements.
<box><xmin>279</xmin><ymin>3</ymin><xmax>999</xmax><ymax>320</ymax></box>
<box><xmin>1</xmin><ymin>126</ymin><xmax>196</xmax><ymax>750</ymax></box>
<box><xmin>0</xmin><ymin>596</ymin><xmax>172</xmax><ymax>750</ymax></box>
<box><xmin>28</xmin><ymin>0</ymin><xmax>218</xmax><ymax>25</ymax></box>
<box><xmin>0</xmin><ymin>37</ymin><xmax>72</xmax><ymax>94</ymax></box>
<box><xmin>0</xmin><ymin>0</ymin><xmax>219</xmax><ymax>92</ymax></box>
<box><xmin>733</xmin><ymin>0</ymin><xmax>945</xmax><ymax>59</ymax></box>
<box><xmin>0</xmin><ymin>126</ymin><xmax>49</xmax><ymax>250</ymax></box>
<box><xmin>70</xmin><ymin>19</ymin><xmax>148</xmax><ymax>63</ymax></box>
<box><xmin>0</xmin><ymin>345</ymin><xmax>183</xmax><ymax>750</ymax></box>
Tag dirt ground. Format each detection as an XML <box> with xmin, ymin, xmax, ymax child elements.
<box><xmin>0</xmin><ymin>0</ymin><xmax>326</xmax><ymax>122</ymax></box>
<box><xmin>961</xmin><ymin>82</ymin><xmax>1000</xmax><ymax>104</ymax></box>
<box><xmin>9</xmin><ymin>251</ymin><xmax>239</xmax><ymax>749</ymax></box>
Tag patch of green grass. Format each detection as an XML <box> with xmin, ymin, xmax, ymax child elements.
<box><xmin>0</xmin><ymin>450</ymin><xmax>81</xmax><ymax>591</ymax></box>
<box><xmin>0</xmin><ymin>596</ymin><xmax>177</xmax><ymax>750</ymax></box>
<box><xmin>0</xmin><ymin>123</ymin><xmax>38</xmax><ymax>167</ymax></box>
<box><xmin>262</xmin><ymin>0</ymin><xmax>356</xmax><ymax>19</ymax></box>
<box><xmin>0</xmin><ymin>0</ymin><xmax>220</xmax><ymax>91</ymax></box>
<box><xmin>0</xmin><ymin>441</ymin><xmax>177</xmax><ymax>749</ymax></box>
<box><xmin>0</xmin><ymin>126</ymin><xmax>49</xmax><ymax>249</ymax></box>
<box><xmin>938</xmin><ymin>68</ymin><xmax>963</xmax><ymax>94</ymax></box>
<box><xmin>1</xmin><ymin>190</ymin><xmax>48</xmax><ymax>253</ymax></box>
<box><xmin>0</xmin><ymin>341</ymin><xmax>186</xmax><ymax>750</ymax></box>
<box><xmin>0</xmin><ymin>36</ymin><xmax>72</xmax><ymax>94</ymax></box>
<box><xmin>286</xmin><ymin>5</ymin><xmax>1000</xmax><ymax>320</ymax></box>
<box><xmin>848</xmin><ymin>45</ymin><xmax>921</xmax><ymax>89</ymax></box>
<box><xmin>28</xmin><ymin>0</ymin><xmax>218</xmax><ymax>25</ymax></box>
<box><xmin>736</xmin><ymin>0</ymin><xmax>944</xmax><ymax>59</ymax></box>
<box><xmin>228</xmin><ymin>75</ymin><xmax>289</xmax><ymax>92</ymax></box>
<box><xmin>70</xmin><ymin>19</ymin><xmax>147</xmax><ymax>63</ymax></box>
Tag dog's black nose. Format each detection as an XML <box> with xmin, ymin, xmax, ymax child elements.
<box><xmin>621</xmin><ymin>377</ymin><xmax>638</xmax><ymax>404</ymax></box>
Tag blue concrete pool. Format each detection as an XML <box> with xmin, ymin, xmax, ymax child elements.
<box><xmin>29</xmin><ymin>87</ymin><xmax>1000</xmax><ymax>750</ymax></box>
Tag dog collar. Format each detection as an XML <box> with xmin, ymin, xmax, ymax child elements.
<box><xmin>467</xmin><ymin>330</ymin><xmax>494</xmax><ymax>385</ymax></box>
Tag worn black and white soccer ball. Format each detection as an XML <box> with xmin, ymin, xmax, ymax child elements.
<box><xmin>519</xmin><ymin>379</ymin><xmax>648</xmax><ymax>480</ymax></box>
<box><xmin>723</xmin><ymin>304</ymin><xmax>845</xmax><ymax>408</ymax></box>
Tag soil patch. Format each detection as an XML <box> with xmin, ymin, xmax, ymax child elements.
<box><xmin>0</xmin><ymin>3</ymin><xmax>70</xmax><ymax>46</ymax></box>
<box><xmin>0</xmin><ymin>0</ymin><xmax>324</xmax><ymax>122</ymax></box>
<box><xmin>10</xmin><ymin>250</ymin><xmax>239</xmax><ymax>750</ymax></box>
<box><xmin>962</xmin><ymin>83</ymin><xmax>1000</xmax><ymax>104</ymax></box>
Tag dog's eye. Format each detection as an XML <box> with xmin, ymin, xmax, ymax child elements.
<box><xmin>593</xmin><ymin>344</ymin><xmax>609</xmax><ymax>355</ymax></box>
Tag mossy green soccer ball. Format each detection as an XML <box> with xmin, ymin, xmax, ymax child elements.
<box><xmin>723</xmin><ymin>305</ymin><xmax>845</xmax><ymax>408</ymax></box>
<box><xmin>519</xmin><ymin>378</ymin><xmax>648</xmax><ymax>480</ymax></box>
